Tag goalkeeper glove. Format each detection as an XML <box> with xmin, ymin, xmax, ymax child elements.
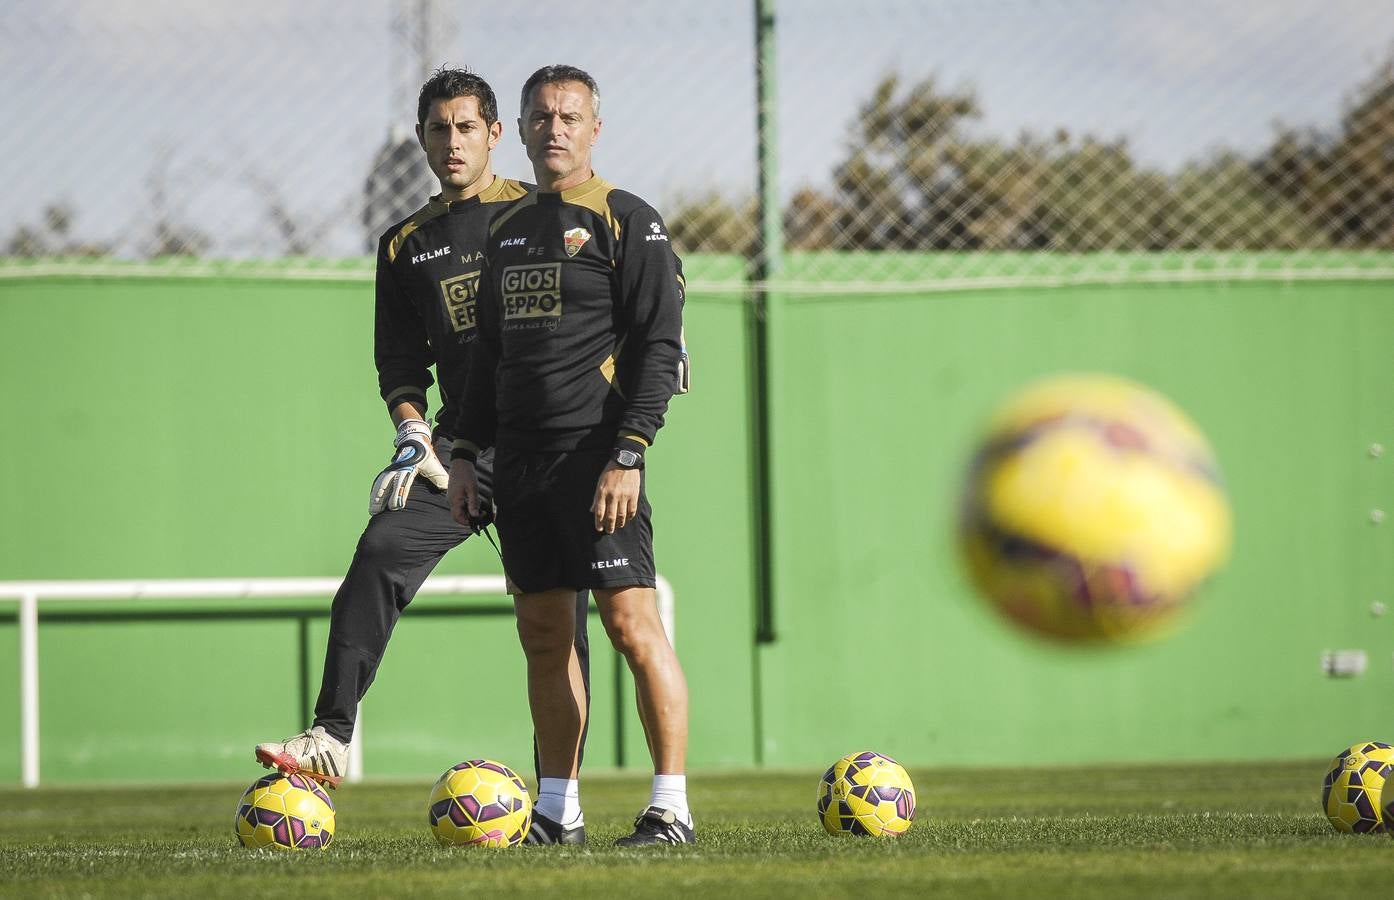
<box><xmin>368</xmin><ymin>419</ymin><xmax>449</xmax><ymax>515</ymax></box>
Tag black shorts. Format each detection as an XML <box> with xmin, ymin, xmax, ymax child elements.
<box><xmin>492</xmin><ymin>446</ymin><xmax>657</xmax><ymax>594</ymax></box>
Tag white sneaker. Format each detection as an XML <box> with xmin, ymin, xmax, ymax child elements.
<box><xmin>254</xmin><ymin>726</ymin><xmax>348</xmax><ymax>789</ymax></box>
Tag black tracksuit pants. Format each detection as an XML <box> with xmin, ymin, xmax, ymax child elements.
<box><xmin>312</xmin><ymin>438</ymin><xmax>591</xmax><ymax>750</ymax></box>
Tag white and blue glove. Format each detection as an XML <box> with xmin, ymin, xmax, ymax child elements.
<box><xmin>368</xmin><ymin>419</ymin><xmax>450</xmax><ymax>515</ymax></box>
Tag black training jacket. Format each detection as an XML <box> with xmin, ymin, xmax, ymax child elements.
<box><xmin>373</xmin><ymin>177</ymin><xmax>532</xmax><ymax>435</ymax></box>
<box><xmin>452</xmin><ymin>174</ymin><xmax>685</xmax><ymax>455</ymax></box>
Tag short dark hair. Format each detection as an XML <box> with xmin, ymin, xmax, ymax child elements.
<box><xmin>519</xmin><ymin>65</ymin><xmax>600</xmax><ymax>119</ymax></box>
<box><xmin>417</xmin><ymin>66</ymin><xmax>498</xmax><ymax>126</ymax></box>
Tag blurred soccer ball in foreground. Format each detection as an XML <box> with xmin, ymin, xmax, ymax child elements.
<box><xmin>427</xmin><ymin>759</ymin><xmax>532</xmax><ymax>847</ymax></box>
<box><xmin>234</xmin><ymin>772</ymin><xmax>335</xmax><ymax>850</ymax></box>
<box><xmin>817</xmin><ymin>751</ymin><xmax>916</xmax><ymax>837</ymax></box>
<box><xmin>1323</xmin><ymin>741</ymin><xmax>1394</xmax><ymax>833</ymax></box>
<box><xmin>958</xmin><ymin>374</ymin><xmax>1231</xmax><ymax>643</ymax></box>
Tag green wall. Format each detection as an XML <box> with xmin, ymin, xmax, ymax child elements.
<box><xmin>759</xmin><ymin>272</ymin><xmax>1394</xmax><ymax>767</ymax></box>
<box><xmin>1</xmin><ymin>259</ymin><xmax>1391</xmax><ymax>784</ymax></box>
<box><xmin>0</xmin><ymin>268</ymin><xmax>755</xmax><ymax>784</ymax></box>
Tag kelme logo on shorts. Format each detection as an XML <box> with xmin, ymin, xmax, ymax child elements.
<box><xmin>501</xmin><ymin>263</ymin><xmax>563</xmax><ymax>319</ymax></box>
<box><xmin>439</xmin><ymin>270</ymin><xmax>481</xmax><ymax>333</ymax></box>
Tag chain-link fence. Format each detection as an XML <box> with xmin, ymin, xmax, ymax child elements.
<box><xmin>4</xmin><ymin>0</ymin><xmax>1393</xmax><ymax>287</ymax></box>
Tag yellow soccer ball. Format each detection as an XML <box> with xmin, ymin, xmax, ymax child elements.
<box><xmin>817</xmin><ymin>751</ymin><xmax>916</xmax><ymax>837</ymax></box>
<box><xmin>1323</xmin><ymin>741</ymin><xmax>1394</xmax><ymax>833</ymax></box>
<box><xmin>427</xmin><ymin>759</ymin><xmax>532</xmax><ymax>847</ymax></box>
<box><xmin>234</xmin><ymin>773</ymin><xmax>335</xmax><ymax>850</ymax></box>
<box><xmin>958</xmin><ymin>373</ymin><xmax>1231</xmax><ymax>643</ymax></box>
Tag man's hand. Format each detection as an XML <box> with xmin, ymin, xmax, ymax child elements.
<box><xmin>368</xmin><ymin>419</ymin><xmax>449</xmax><ymax>515</ymax></box>
<box><xmin>592</xmin><ymin>462</ymin><xmax>641</xmax><ymax>534</ymax></box>
<box><xmin>448</xmin><ymin>458</ymin><xmax>482</xmax><ymax>528</ymax></box>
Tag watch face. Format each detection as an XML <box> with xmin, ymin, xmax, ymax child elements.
<box><xmin>616</xmin><ymin>449</ymin><xmax>640</xmax><ymax>468</ymax></box>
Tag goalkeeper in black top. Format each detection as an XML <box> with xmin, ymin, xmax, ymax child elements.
<box><xmin>448</xmin><ymin>65</ymin><xmax>694</xmax><ymax>846</ymax></box>
<box><xmin>252</xmin><ymin>68</ymin><xmax>591</xmax><ymax>792</ymax></box>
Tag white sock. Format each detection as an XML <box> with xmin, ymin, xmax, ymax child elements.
<box><xmin>650</xmin><ymin>773</ymin><xmax>690</xmax><ymax>825</ymax></box>
<box><xmin>536</xmin><ymin>777</ymin><xmax>583</xmax><ymax>827</ymax></box>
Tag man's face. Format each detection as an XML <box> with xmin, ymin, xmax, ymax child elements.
<box><xmin>519</xmin><ymin>81</ymin><xmax>601</xmax><ymax>190</ymax></box>
<box><xmin>416</xmin><ymin>95</ymin><xmax>502</xmax><ymax>199</ymax></box>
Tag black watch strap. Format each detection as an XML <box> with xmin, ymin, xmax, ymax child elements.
<box><xmin>613</xmin><ymin>436</ymin><xmax>647</xmax><ymax>469</ymax></box>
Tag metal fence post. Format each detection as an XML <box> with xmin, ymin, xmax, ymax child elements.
<box><xmin>20</xmin><ymin>591</ymin><xmax>39</xmax><ymax>788</ymax></box>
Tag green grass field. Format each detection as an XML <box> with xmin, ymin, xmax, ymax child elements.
<box><xmin>2</xmin><ymin>760</ymin><xmax>1391</xmax><ymax>898</ymax></box>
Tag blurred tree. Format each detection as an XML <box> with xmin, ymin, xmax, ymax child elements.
<box><xmin>670</xmin><ymin>54</ymin><xmax>1391</xmax><ymax>253</ymax></box>
<box><xmin>666</xmin><ymin>191</ymin><xmax>757</xmax><ymax>255</ymax></box>
<box><xmin>146</xmin><ymin>146</ymin><xmax>212</xmax><ymax>258</ymax></box>
<box><xmin>3</xmin><ymin>203</ymin><xmax>111</xmax><ymax>258</ymax></box>
<box><xmin>364</xmin><ymin>127</ymin><xmax>435</xmax><ymax>253</ymax></box>
<box><xmin>246</xmin><ymin>172</ymin><xmax>315</xmax><ymax>257</ymax></box>
<box><xmin>1163</xmin><ymin>153</ymin><xmax>1311</xmax><ymax>250</ymax></box>
<box><xmin>1256</xmin><ymin>49</ymin><xmax>1394</xmax><ymax>249</ymax></box>
<box><xmin>785</xmin><ymin>187</ymin><xmax>842</xmax><ymax>250</ymax></box>
<box><xmin>1319</xmin><ymin>51</ymin><xmax>1394</xmax><ymax>248</ymax></box>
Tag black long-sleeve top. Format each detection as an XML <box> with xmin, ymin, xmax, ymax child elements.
<box><xmin>451</xmin><ymin>174</ymin><xmax>685</xmax><ymax>456</ymax></box>
<box><xmin>373</xmin><ymin>177</ymin><xmax>532</xmax><ymax>435</ymax></box>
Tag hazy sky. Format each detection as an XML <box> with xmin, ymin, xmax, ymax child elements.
<box><xmin>3</xmin><ymin>0</ymin><xmax>1391</xmax><ymax>257</ymax></box>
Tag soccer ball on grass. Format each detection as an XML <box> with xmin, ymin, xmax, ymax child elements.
<box><xmin>234</xmin><ymin>772</ymin><xmax>335</xmax><ymax>850</ymax></box>
<box><xmin>817</xmin><ymin>750</ymin><xmax>916</xmax><ymax>837</ymax></box>
<box><xmin>1323</xmin><ymin>740</ymin><xmax>1394</xmax><ymax>833</ymax></box>
<box><xmin>427</xmin><ymin>759</ymin><xmax>532</xmax><ymax>847</ymax></box>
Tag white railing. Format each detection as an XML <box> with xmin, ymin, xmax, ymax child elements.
<box><xmin>0</xmin><ymin>575</ymin><xmax>674</xmax><ymax>788</ymax></box>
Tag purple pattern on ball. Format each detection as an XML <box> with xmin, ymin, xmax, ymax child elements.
<box><xmin>272</xmin><ymin>818</ymin><xmax>291</xmax><ymax>847</ymax></box>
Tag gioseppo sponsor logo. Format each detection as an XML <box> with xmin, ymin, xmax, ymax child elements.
<box><xmin>501</xmin><ymin>263</ymin><xmax>562</xmax><ymax>320</ymax></box>
<box><xmin>411</xmin><ymin>245</ymin><xmax>450</xmax><ymax>264</ymax></box>
<box><xmin>439</xmin><ymin>270</ymin><xmax>481</xmax><ymax>333</ymax></box>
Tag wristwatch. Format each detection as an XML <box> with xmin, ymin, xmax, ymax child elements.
<box><xmin>614</xmin><ymin>447</ymin><xmax>643</xmax><ymax>469</ymax></box>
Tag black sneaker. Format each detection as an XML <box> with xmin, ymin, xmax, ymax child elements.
<box><xmin>614</xmin><ymin>806</ymin><xmax>695</xmax><ymax>846</ymax></box>
<box><xmin>524</xmin><ymin>811</ymin><xmax>586</xmax><ymax>845</ymax></box>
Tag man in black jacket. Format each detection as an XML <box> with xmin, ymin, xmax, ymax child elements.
<box><xmin>448</xmin><ymin>65</ymin><xmax>693</xmax><ymax>846</ymax></box>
